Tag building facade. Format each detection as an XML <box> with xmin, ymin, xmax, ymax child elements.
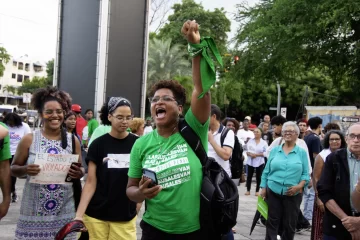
<box><xmin>0</xmin><ymin>54</ymin><xmax>47</xmax><ymax>95</ymax></box>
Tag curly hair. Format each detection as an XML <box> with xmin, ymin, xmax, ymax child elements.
<box><xmin>129</xmin><ymin>118</ymin><xmax>145</xmax><ymax>134</ymax></box>
<box><xmin>3</xmin><ymin>113</ymin><xmax>23</xmax><ymax>127</ymax></box>
<box><xmin>148</xmin><ymin>80</ymin><xmax>186</xmax><ymax>106</ymax></box>
<box><xmin>222</xmin><ymin>118</ymin><xmax>240</xmax><ymax>133</ymax></box>
<box><xmin>32</xmin><ymin>86</ymin><xmax>72</xmax><ymax>113</ymax></box>
<box><xmin>323</xmin><ymin>130</ymin><xmax>346</xmax><ymax>149</ymax></box>
<box><xmin>324</xmin><ymin>122</ymin><xmax>340</xmax><ymax>133</ymax></box>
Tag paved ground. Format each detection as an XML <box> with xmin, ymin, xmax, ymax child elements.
<box><xmin>0</xmin><ymin>179</ymin><xmax>311</xmax><ymax>240</ymax></box>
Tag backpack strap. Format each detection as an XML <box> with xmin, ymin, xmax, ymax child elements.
<box><xmin>178</xmin><ymin>119</ymin><xmax>208</xmax><ymax>168</ymax></box>
<box><xmin>220</xmin><ymin>127</ymin><xmax>230</xmax><ymax>147</ymax></box>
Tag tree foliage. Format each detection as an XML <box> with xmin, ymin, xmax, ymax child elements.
<box><xmin>147</xmin><ymin>38</ymin><xmax>191</xmax><ymax>84</ymax></box>
<box><xmin>46</xmin><ymin>59</ymin><xmax>54</xmax><ymax>85</ymax></box>
<box><xmin>3</xmin><ymin>85</ymin><xmax>17</xmax><ymax>95</ymax></box>
<box><xmin>157</xmin><ymin>0</ymin><xmax>231</xmax><ymax>54</ymax></box>
<box><xmin>211</xmin><ymin>0</ymin><xmax>360</xmax><ymax>119</ymax></box>
<box><xmin>233</xmin><ymin>0</ymin><xmax>360</xmax><ymax>106</ymax></box>
<box><xmin>17</xmin><ymin>77</ymin><xmax>49</xmax><ymax>95</ymax></box>
<box><xmin>0</xmin><ymin>47</ymin><xmax>10</xmax><ymax>78</ymax></box>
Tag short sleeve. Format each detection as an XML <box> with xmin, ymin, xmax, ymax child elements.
<box><xmin>23</xmin><ymin>123</ymin><xmax>31</xmax><ymax>134</ymax></box>
<box><xmin>128</xmin><ymin>141</ymin><xmax>143</xmax><ymax>178</ymax></box>
<box><xmin>185</xmin><ymin>108</ymin><xmax>210</xmax><ymax>152</ymax></box>
<box><xmin>0</xmin><ymin>123</ymin><xmax>11</xmax><ymax>161</ymax></box>
<box><xmin>311</xmin><ymin>137</ymin><xmax>322</xmax><ymax>154</ymax></box>
<box><xmin>85</xmin><ymin>137</ymin><xmax>101</xmax><ymax>165</ymax></box>
<box><xmin>223</xmin><ymin>129</ymin><xmax>235</xmax><ymax>149</ymax></box>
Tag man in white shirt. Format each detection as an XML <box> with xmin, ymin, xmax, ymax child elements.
<box><xmin>143</xmin><ymin>117</ymin><xmax>153</xmax><ymax>135</ymax></box>
<box><xmin>207</xmin><ymin>104</ymin><xmax>234</xmax><ymax>177</ymax></box>
<box><xmin>237</xmin><ymin>119</ymin><xmax>255</xmax><ymax>143</ymax></box>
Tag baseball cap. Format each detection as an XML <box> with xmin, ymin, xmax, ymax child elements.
<box><xmin>245</xmin><ymin>116</ymin><xmax>251</xmax><ymax>121</ymax></box>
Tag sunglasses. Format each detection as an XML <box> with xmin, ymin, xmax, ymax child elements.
<box><xmin>55</xmin><ymin>220</ymin><xmax>86</xmax><ymax>240</ymax></box>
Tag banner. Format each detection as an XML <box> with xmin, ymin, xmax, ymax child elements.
<box><xmin>29</xmin><ymin>153</ymin><xmax>79</xmax><ymax>184</ymax></box>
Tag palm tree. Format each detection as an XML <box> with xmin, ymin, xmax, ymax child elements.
<box><xmin>147</xmin><ymin>38</ymin><xmax>191</xmax><ymax>84</ymax></box>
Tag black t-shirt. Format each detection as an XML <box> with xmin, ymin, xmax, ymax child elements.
<box><xmin>85</xmin><ymin>133</ymin><xmax>138</xmax><ymax>221</ymax></box>
<box><xmin>304</xmin><ymin>132</ymin><xmax>322</xmax><ymax>168</ymax></box>
<box><xmin>262</xmin><ymin>132</ymin><xmax>273</xmax><ymax>145</ymax></box>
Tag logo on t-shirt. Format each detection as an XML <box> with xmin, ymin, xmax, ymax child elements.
<box><xmin>143</xmin><ymin>143</ymin><xmax>191</xmax><ymax>189</ymax></box>
<box><xmin>10</xmin><ymin>132</ymin><xmax>21</xmax><ymax>141</ymax></box>
<box><xmin>104</xmin><ymin>154</ymin><xmax>130</xmax><ymax>168</ymax></box>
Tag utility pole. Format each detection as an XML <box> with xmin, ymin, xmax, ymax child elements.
<box><xmin>303</xmin><ymin>86</ymin><xmax>309</xmax><ymax>118</ymax></box>
<box><xmin>276</xmin><ymin>81</ymin><xmax>281</xmax><ymax>116</ymax></box>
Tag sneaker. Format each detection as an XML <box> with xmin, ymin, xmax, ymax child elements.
<box><xmin>11</xmin><ymin>192</ymin><xmax>18</xmax><ymax>203</ymax></box>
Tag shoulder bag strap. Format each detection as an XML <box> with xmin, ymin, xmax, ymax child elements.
<box><xmin>178</xmin><ymin>119</ymin><xmax>208</xmax><ymax>167</ymax></box>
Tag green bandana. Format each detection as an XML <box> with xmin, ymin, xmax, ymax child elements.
<box><xmin>188</xmin><ymin>37</ymin><xmax>223</xmax><ymax>98</ymax></box>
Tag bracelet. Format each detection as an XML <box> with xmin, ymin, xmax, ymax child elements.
<box><xmin>188</xmin><ymin>42</ymin><xmax>206</xmax><ymax>58</ymax></box>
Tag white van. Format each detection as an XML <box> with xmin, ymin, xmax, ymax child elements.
<box><xmin>0</xmin><ymin>105</ymin><xmax>18</xmax><ymax>117</ymax></box>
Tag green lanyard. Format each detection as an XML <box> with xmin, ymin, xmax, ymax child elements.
<box><xmin>188</xmin><ymin>37</ymin><xmax>223</xmax><ymax>98</ymax></box>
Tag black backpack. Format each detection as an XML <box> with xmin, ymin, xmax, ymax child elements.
<box><xmin>178</xmin><ymin>119</ymin><xmax>239</xmax><ymax>239</ymax></box>
<box><xmin>220</xmin><ymin>128</ymin><xmax>243</xmax><ymax>179</ymax></box>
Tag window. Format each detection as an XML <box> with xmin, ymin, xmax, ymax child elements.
<box><xmin>34</xmin><ymin>65</ymin><xmax>43</xmax><ymax>72</ymax></box>
<box><xmin>18</xmin><ymin>62</ymin><xmax>24</xmax><ymax>70</ymax></box>
<box><xmin>24</xmin><ymin>75</ymin><xmax>29</xmax><ymax>81</ymax></box>
<box><xmin>11</xmin><ymin>74</ymin><xmax>16</xmax><ymax>79</ymax></box>
<box><xmin>13</xmin><ymin>61</ymin><xmax>17</xmax><ymax>67</ymax></box>
<box><xmin>17</xmin><ymin>74</ymin><xmax>23</xmax><ymax>83</ymax></box>
<box><xmin>25</xmin><ymin>63</ymin><xmax>30</xmax><ymax>71</ymax></box>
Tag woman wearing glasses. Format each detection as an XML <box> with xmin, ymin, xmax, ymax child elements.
<box><xmin>311</xmin><ymin>130</ymin><xmax>346</xmax><ymax>240</ymax></box>
<box><xmin>11</xmin><ymin>86</ymin><xmax>83</xmax><ymax>240</ymax></box>
<box><xmin>260</xmin><ymin>121</ymin><xmax>310</xmax><ymax>240</ymax></box>
<box><xmin>74</xmin><ymin>97</ymin><xmax>138</xmax><ymax>240</ymax></box>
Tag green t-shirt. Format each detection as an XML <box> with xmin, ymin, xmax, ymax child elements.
<box><xmin>87</xmin><ymin>118</ymin><xmax>99</xmax><ymax>137</ymax></box>
<box><xmin>128</xmin><ymin>109</ymin><xmax>209</xmax><ymax>234</ymax></box>
<box><xmin>88</xmin><ymin>125</ymin><xmax>111</xmax><ymax>147</ymax></box>
<box><xmin>0</xmin><ymin>123</ymin><xmax>11</xmax><ymax>161</ymax></box>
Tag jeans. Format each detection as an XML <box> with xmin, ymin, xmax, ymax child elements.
<box><xmin>303</xmin><ymin>186</ymin><xmax>315</xmax><ymax>221</ymax></box>
<box><xmin>222</xmin><ymin>230</ymin><xmax>234</xmax><ymax>240</ymax></box>
<box><xmin>10</xmin><ymin>156</ymin><xmax>16</xmax><ymax>193</ymax></box>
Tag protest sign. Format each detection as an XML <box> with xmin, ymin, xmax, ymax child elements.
<box><xmin>29</xmin><ymin>153</ymin><xmax>79</xmax><ymax>184</ymax></box>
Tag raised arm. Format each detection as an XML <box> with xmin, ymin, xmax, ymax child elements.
<box><xmin>181</xmin><ymin>20</ymin><xmax>210</xmax><ymax>124</ymax></box>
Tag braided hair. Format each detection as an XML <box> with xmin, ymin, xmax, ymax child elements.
<box><xmin>32</xmin><ymin>86</ymin><xmax>72</xmax><ymax>149</ymax></box>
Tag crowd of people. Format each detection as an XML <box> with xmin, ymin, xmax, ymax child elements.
<box><xmin>0</xmin><ymin>19</ymin><xmax>359</xmax><ymax>240</ymax></box>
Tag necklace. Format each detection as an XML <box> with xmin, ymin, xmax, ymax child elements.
<box><xmin>157</xmin><ymin>125</ymin><xmax>178</xmax><ymax>154</ymax></box>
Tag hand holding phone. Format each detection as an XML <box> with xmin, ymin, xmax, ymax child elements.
<box><xmin>139</xmin><ymin>168</ymin><xmax>162</xmax><ymax>199</ymax></box>
<box><xmin>142</xmin><ymin>168</ymin><xmax>158</xmax><ymax>188</ymax></box>
<box><xmin>65</xmin><ymin>162</ymin><xmax>82</xmax><ymax>182</ymax></box>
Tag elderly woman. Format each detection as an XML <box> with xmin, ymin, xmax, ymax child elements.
<box><xmin>129</xmin><ymin>118</ymin><xmax>145</xmax><ymax>136</ymax></box>
<box><xmin>260</xmin><ymin>121</ymin><xmax>310</xmax><ymax>240</ymax></box>
<box><xmin>311</xmin><ymin>130</ymin><xmax>346</xmax><ymax>240</ymax></box>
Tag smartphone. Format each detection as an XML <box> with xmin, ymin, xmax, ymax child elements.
<box><xmin>65</xmin><ymin>162</ymin><xmax>81</xmax><ymax>182</ymax></box>
<box><xmin>142</xmin><ymin>168</ymin><xmax>158</xmax><ymax>188</ymax></box>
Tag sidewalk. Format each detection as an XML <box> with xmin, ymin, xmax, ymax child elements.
<box><xmin>0</xmin><ymin>179</ymin><xmax>311</xmax><ymax>239</ymax></box>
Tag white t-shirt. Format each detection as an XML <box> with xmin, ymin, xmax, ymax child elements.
<box><xmin>237</xmin><ymin>129</ymin><xmax>255</xmax><ymax>142</ymax></box>
<box><xmin>144</xmin><ymin>126</ymin><xmax>153</xmax><ymax>135</ymax></box>
<box><xmin>82</xmin><ymin>126</ymin><xmax>89</xmax><ymax>141</ymax></box>
<box><xmin>265</xmin><ymin>137</ymin><xmax>313</xmax><ymax>174</ymax></box>
<box><xmin>319</xmin><ymin>148</ymin><xmax>331</xmax><ymax>162</ymax></box>
<box><xmin>8</xmin><ymin>122</ymin><xmax>31</xmax><ymax>155</ymax></box>
<box><xmin>208</xmin><ymin>126</ymin><xmax>235</xmax><ymax>177</ymax></box>
<box><xmin>246</xmin><ymin>138</ymin><xmax>268</xmax><ymax>167</ymax></box>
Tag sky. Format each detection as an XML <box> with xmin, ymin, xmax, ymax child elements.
<box><xmin>0</xmin><ymin>0</ymin><xmax>259</xmax><ymax>62</ymax></box>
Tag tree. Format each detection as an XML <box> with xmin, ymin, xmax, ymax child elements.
<box><xmin>17</xmin><ymin>77</ymin><xmax>49</xmax><ymax>95</ymax></box>
<box><xmin>46</xmin><ymin>59</ymin><xmax>54</xmax><ymax>86</ymax></box>
<box><xmin>3</xmin><ymin>85</ymin><xmax>17</xmax><ymax>95</ymax></box>
<box><xmin>0</xmin><ymin>47</ymin><xmax>10</xmax><ymax>78</ymax></box>
<box><xmin>149</xmin><ymin>0</ymin><xmax>178</xmax><ymax>33</ymax></box>
<box><xmin>157</xmin><ymin>0</ymin><xmax>231</xmax><ymax>54</ymax></box>
<box><xmin>147</xmin><ymin>38</ymin><xmax>191</xmax><ymax>84</ymax></box>
<box><xmin>233</xmin><ymin>0</ymin><xmax>360</xmax><ymax>107</ymax></box>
